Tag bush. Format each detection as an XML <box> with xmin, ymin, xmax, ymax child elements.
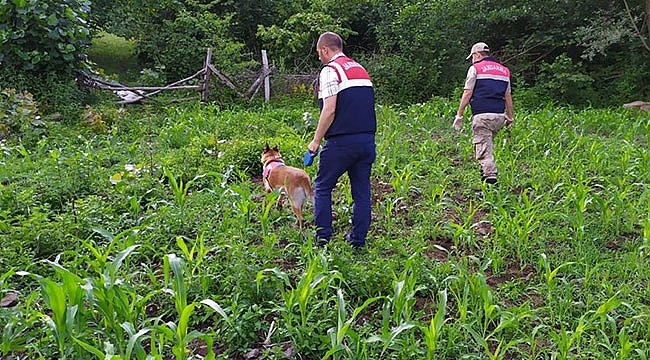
<box><xmin>0</xmin><ymin>0</ymin><xmax>91</xmax><ymax>73</ymax></box>
<box><xmin>369</xmin><ymin>1</ymin><xmax>469</xmax><ymax>104</ymax></box>
<box><xmin>0</xmin><ymin>88</ymin><xmax>39</xmax><ymax>139</ymax></box>
<box><xmin>0</xmin><ymin>68</ymin><xmax>90</xmax><ymax>123</ymax></box>
<box><xmin>137</xmin><ymin>11</ymin><xmax>256</xmax><ymax>81</ymax></box>
<box><xmin>532</xmin><ymin>54</ymin><xmax>597</xmax><ymax>106</ymax></box>
<box><xmin>257</xmin><ymin>11</ymin><xmax>353</xmax><ymax>72</ymax></box>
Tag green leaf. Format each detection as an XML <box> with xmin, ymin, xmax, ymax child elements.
<box><xmin>177</xmin><ymin>303</ymin><xmax>197</xmax><ymax>342</ymax></box>
<box><xmin>39</xmin><ymin>278</ymin><xmax>66</xmax><ymax>331</ymax></box>
<box><xmin>200</xmin><ymin>299</ymin><xmax>229</xmax><ymax>322</ymax></box>
<box><xmin>72</xmin><ymin>336</ymin><xmax>105</xmax><ymax>359</ymax></box>
<box><xmin>47</xmin><ymin>14</ymin><xmax>58</xmax><ymax>26</ymax></box>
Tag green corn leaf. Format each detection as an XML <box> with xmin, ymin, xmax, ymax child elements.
<box><xmin>122</xmin><ymin>322</ymin><xmax>151</xmax><ymax>360</ymax></box>
<box><xmin>177</xmin><ymin>302</ymin><xmax>197</xmax><ymax>340</ymax></box>
<box><xmin>200</xmin><ymin>299</ymin><xmax>229</xmax><ymax>323</ymax></box>
<box><xmin>72</xmin><ymin>336</ymin><xmax>105</xmax><ymax>359</ymax></box>
<box><xmin>39</xmin><ymin>278</ymin><xmax>66</xmax><ymax>332</ymax></box>
<box><xmin>176</xmin><ymin>236</ymin><xmax>190</xmax><ymax>260</ymax></box>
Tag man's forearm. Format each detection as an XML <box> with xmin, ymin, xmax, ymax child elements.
<box><xmin>457</xmin><ymin>89</ymin><xmax>473</xmax><ymax>116</ymax></box>
<box><xmin>505</xmin><ymin>92</ymin><xmax>514</xmax><ymax>118</ymax></box>
<box><xmin>314</xmin><ymin>110</ymin><xmax>334</xmax><ymax>143</ymax></box>
<box><xmin>309</xmin><ymin>96</ymin><xmax>337</xmax><ymax>152</ymax></box>
<box><xmin>313</xmin><ymin>96</ymin><xmax>336</xmax><ymax>142</ymax></box>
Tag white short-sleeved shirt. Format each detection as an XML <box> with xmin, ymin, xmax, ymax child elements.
<box><xmin>463</xmin><ymin>66</ymin><xmax>478</xmax><ymax>90</ymax></box>
<box><xmin>318</xmin><ymin>53</ymin><xmax>345</xmax><ymax>99</ymax></box>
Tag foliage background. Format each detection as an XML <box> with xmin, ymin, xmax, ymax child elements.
<box><xmin>2</xmin><ymin>0</ymin><xmax>648</xmax><ymax>110</ymax></box>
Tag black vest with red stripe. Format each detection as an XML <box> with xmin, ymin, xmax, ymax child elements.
<box><xmin>318</xmin><ymin>56</ymin><xmax>376</xmax><ymax>139</ymax></box>
<box><xmin>470</xmin><ymin>57</ymin><xmax>511</xmax><ymax>115</ymax></box>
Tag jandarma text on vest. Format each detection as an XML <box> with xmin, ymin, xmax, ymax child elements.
<box><xmin>478</xmin><ymin>64</ymin><xmax>508</xmax><ymax>74</ymax></box>
<box><xmin>341</xmin><ymin>61</ymin><xmax>364</xmax><ymax>71</ymax></box>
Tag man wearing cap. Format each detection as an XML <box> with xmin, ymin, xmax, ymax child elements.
<box><xmin>307</xmin><ymin>31</ymin><xmax>377</xmax><ymax>248</ymax></box>
<box><xmin>454</xmin><ymin>42</ymin><xmax>514</xmax><ymax>184</ymax></box>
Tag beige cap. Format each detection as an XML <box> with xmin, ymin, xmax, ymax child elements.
<box><xmin>466</xmin><ymin>42</ymin><xmax>490</xmax><ymax>60</ymax></box>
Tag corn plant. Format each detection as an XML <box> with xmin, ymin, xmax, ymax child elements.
<box><xmin>175</xmin><ymin>235</ymin><xmax>209</xmax><ymax>277</ymax></box>
<box><xmin>383</xmin><ymin>256</ymin><xmax>424</xmax><ymax>326</ymax></box>
<box><xmin>367</xmin><ymin>256</ymin><xmax>423</xmax><ymax>356</ymax></box>
<box><xmin>82</xmin><ymin>246</ymin><xmax>145</xmax><ymax>341</ymax></box>
<box><xmin>80</xmin><ymin>246</ymin><xmax>154</xmax><ymax>357</ymax></box>
<box><xmin>381</xmin><ymin>196</ymin><xmax>403</xmax><ymax>228</ymax></box>
<box><xmin>447</xmin><ymin>201</ymin><xmax>479</xmax><ymax>248</ymax></box>
<box><xmin>75</xmin><ymin>231</ymin><xmax>167</xmax><ymax>358</ymax></box>
<box><xmin>324</xmin><ymin>289</ymin><xmax>382</xmax><ymax>360</ymax></box>
<box><xmin>163</xmin><ymin>168</ymin><xmax>205</xmax><ymax>213</ymax></box>
<box><xmin>564</xmin><ymin>179</ymin><xmax>592</xmax><ymax>247</ymax></box>
<box><xmin>256</xmin><ymin>254</ymin><xmax>343</xmax><ymax>350</ymax></box>
<box><xmin>464</xmin><ymin>307</ymin><xmax>529</xmax><ymax>360</ymax></box>
<box><xmin>588</xmin><ymin>301</ymin><xmax>641</xmax><ymax>360</ymax></box>
<box><xmin>420</xmin><ymin>289</ymin><xmax>447</xmax><ymax>359</ymax></box>
<box><xmin>160</xmin><ymin>254</ymin><xmax>229</xmax><ymax>360</ymax></box>
<box><xmin>549</xmin><ymin>294</ymin><xmax>622</xmax><ymax>360</ymax></box>
<box><xmin>73</xmin><ymin>323</ymin><xmax>152</xmax><ymax>360</ymax></box>
<box><xmin>539</xmin><ymin>253</ymin><xmax>579</xmax><ymax>326</ymax></box>
<box><xmin>17</xmin><ymin>260</ymin><xmax>87</xmax><ymax>359</ymax></box>
<box><xmin>226</xmin><ymin>182</ymin><xmax>255</xmax><ymax>224</ymax></box>
<box><xmin>490</xmin><ymin>189</ymin><xmax>544</xmax><ymax>265</ymax></box>
<box><xmin>389</xmin><ymin>164</ymin><xmax>415</xmax><ymax>197</ymax></box>
<box><xmin>260</xmin><ymin>190</ymin><xmax>280</xmax><ymax>233</ymax></box>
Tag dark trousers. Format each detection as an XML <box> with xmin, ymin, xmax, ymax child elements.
<box><xmin>314</xmin><ymin>134</ymin><xmax>376</xmax><ymax>246</ymax></box>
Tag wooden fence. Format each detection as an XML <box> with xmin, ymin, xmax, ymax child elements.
<box><xmin>77</xmin><ymin>49</ymin><xmax>289</xmax><ymax>104</ymax></box>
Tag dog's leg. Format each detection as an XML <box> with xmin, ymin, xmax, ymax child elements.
<box><xmin>263</xmin><ymin>179</ymin><xmax>272</xmax><ymax>194</ymax></box>
<box><xmin>291</xmin><ymin>202</ymin><xmax>304</xmax><ymax>229</ymax></box>
<box><xmin>275</xmin><ymin>190</ymin><xmax>284</xmax><ymax>209</ymax></box>
<box><xmin>290</xmin><ymin>188</ymin><xmax>307</xmax><ymax>228</ymax></box>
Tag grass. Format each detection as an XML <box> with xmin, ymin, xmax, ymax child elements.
<box><xmin>0</xmin><ymin>97</ymin><xmax>649</xmax><ymax>359</ymax></box>
<box><xmin>87</xmin><ymin>31</ymin><xmax>140</xmax><ymax>81</ymax></box>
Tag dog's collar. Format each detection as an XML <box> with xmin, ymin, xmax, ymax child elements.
<box><xmin>263</xmin><ymin>159</ymin><xmax>285</xmax><ymax>178</ymax></box>
<box><xmin>263</xmin><ymin>154</ymin><xmax>283</xmax><ymax>168</ymax></box>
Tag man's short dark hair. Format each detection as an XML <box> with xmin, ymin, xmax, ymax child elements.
<box><xmin>318</xmin><ymin>32</ymin><xmax>343</xmax><ymax>50</ymax></box>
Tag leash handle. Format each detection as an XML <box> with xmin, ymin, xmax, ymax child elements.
<box><xmin>303</xmin><ymin>148</ymin><xmax>319</xmax><ymax>166</ymax></box>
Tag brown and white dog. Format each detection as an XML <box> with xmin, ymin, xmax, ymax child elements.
<box><xmin>261</xmin><ymin>144</ymin><xmax>314</xmax><ymax>228</ymax></box>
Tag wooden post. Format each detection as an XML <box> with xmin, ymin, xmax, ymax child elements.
<box><xmin>262</xmin><ymin>50</ymin><xmax>270</xmax><ymax>101</ymax></box>
<box><xmin>202</xmin><ymin>48</ymin><xmax>213</xmax><ymax>102</ymax></box>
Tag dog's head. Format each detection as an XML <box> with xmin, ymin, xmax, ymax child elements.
<box><xmin>261</xmin><ymin>143</ymin><xmax>282</xmax><ymax>164</ymax></box>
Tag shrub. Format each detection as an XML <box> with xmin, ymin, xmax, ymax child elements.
<box><xmin>0</xmin><ymin>70</ymin><xmax>88</xmax><ymax>123</ymax></box>
<box><xmin>137</xmin><ymin>11</ymin><xmax>255</xmax><ymax>81</ymax></box>
<box><xmin>532</xmin><ymin>54</ymin><xmax>596</xmax><ymax>106</ymax></box>
<box><xmin>0</xmin><ymin>0</ymin><xmax>91</xmax><ymax>73</ymax></box>
<box><xmin>0</xmin><ymin>88</ymin><xmax>40</xmax><ymax>139</ymax></box>
<box><xmin>257</xmin><ymin>11</ymin><xmax>353</xmax><ymax>72</ymax></box>
<box><xmin>82</xmin><ymin>105</ymin><xmax>123</xmax><ymax>134</ymax></box>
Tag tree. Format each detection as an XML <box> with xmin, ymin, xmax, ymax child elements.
<box><xmin>88</xmin><ymin>0</ymin><xmax>257</xmax><ymax>81</ymax></box>
<box><xmin>0</xmin><ymin>0</ymin><xmax>91</xmax><ymax>73</ymax></box>
<box><xmin>257</xmin><ymin>12</ymin><xmax>354</xmax><ymax>71</ymax></box>
<box><xmin>623</xmin><ymin>0</ymin><xmax>650</xmax><ymax>52</ymax></box>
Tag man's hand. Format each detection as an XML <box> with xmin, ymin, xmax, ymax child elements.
<box><xmin>308</xmin><ymin>140</ymin><xmax>320</xmax><ymax>154</ymax></box>
<box><xmin>453</xmin><ymin>115</ymin><xmax>463</xmax><ymax>131</ymax></box>
<box><xmin>505</xmin><ymin>115</ymin><xmax>513</xmax><ymax>126</ymax></box>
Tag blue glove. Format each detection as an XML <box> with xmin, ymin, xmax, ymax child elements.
<box><xmin>303</xmin><ymin>149</ymin><xmax>319</xmax><ymax>166</ymax></box>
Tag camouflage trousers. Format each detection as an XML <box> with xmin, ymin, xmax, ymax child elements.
<box><xmin>472</xmin><ymin>113</ymin><xmax>506</xmax><ymax>180</ymax></box>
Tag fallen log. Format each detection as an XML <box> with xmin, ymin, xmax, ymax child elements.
<box><xmin>622</xmin><ymin>100</ymin><xmax>650</xmax><ymax>111</ymax></box>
